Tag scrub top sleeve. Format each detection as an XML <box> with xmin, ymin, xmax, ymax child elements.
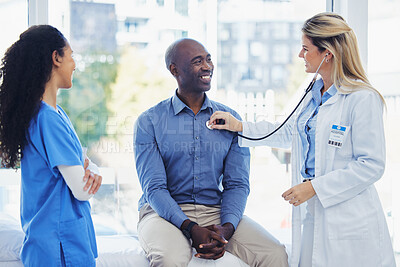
<box><xmin>35</xmin><ymin>110</ymin><xmax>83</xmax><ymax>170</ymax></box>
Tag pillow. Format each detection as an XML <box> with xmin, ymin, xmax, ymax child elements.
<box><xmin>0</xmin><ymin>213</ymin><xmax>24</xmax><ymax>261</ymax></box>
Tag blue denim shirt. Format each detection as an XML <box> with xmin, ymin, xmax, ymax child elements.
<box><xmin>297</xmin><ymin>79</ymin><xmax>337</xmax><ymax>178</ymax></box>
<box><xmin>134</xmin><ymin>91</ymin><xmax>250</xmax><ymax>229</ymax></box>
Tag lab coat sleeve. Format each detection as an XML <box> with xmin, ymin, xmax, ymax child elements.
<box><xmin>134</xmin><ymin>112</ymin><xmax>188</xmax><ymax>228</ymax></box>
<box><xmin>312</xmin><ymin>91</ymin><xmax>386</xmax><ymax>208</ymax></box>
<box><xmin>239</xmin><ymin>114</ymin><xmax>295</xmax><ymax>149</ymax></box>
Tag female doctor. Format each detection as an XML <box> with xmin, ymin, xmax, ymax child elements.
<box><xmin>209</xmin><ymin>12</ymin><xmax>395</xmax><ymax>267</ymax></box>
<box><xmin>0</xmin><ymin>25</ymin><xmax>102</xmax><ymax>266</ymax></box>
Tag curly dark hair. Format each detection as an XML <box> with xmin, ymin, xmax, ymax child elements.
<box><xmin>0</xmin><ymin>25</ymin><xmax>66</xmax><ymax>169</ymax></box>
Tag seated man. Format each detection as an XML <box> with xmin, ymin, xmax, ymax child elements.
<box><xmin>133</xmin><ymin>38</ymin><xmax>288</xmax><ymax>267</ymax></box>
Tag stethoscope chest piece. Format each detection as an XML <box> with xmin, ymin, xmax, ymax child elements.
<box><xmin>206</xmin><ymin>120</ymin><xmax>213</xmax><ymax>130</ymax></box>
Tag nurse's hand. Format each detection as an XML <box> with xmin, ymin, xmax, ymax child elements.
<box><xmin>83</xmin><ymin>159</ymin><xmax>103</xmax><ymax>195</ymax></box>
<box><xmin>282</xmin><ymin>181</ymin><xmax>316</xmax><ymax>206</ymax></box>
<box><xmin>209</xmin><ymin>111</ymin><xmax>243</xmax><ymax>132</ymax></box>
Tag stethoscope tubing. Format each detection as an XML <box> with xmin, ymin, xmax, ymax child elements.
<box><xmin>237</xmin><ymin>54</ymin><xmax>328</xmax><ymax>141</ymax></box>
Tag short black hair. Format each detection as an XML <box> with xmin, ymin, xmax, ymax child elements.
<box><xmin>164</xmin><ymin>40</ymin><xmax>179</xmax><ymax>70</ymax></box>
<box><xmin>164</xmin><ymin>38</ymin><xmax>201</xmax><ymax>70</ymax></box>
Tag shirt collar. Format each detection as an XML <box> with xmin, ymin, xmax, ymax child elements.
<box><xmin>171</xmin><ymin>89</ymin><xmax>213</xmax><ymax>115</ymax></box>
<box><xmin>311</xmin><ymin>79</ymin><xmax>338</xmax><ymax>103</ymax></box>
<box><xmin>325</xmin><ymin>83</ymin><xmax>337</xmax><ymax>97</ymax></box>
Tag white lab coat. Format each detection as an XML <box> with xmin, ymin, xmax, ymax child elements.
<box><xmin>240</xmin><ymin>85</ymin><xmax>395</xmax><ymax>267</ymax></box>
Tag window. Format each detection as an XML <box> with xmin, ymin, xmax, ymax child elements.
<box><xmin>0</xmin><ymin>0</ymin><xmax>326</xmax><ymax>236</ymax></box>
<box><xmin>5</xmin><ymin>1</ymin><xmax>399</xmax><ymax>261</ymax></box>
<box><xmin>0</xmin><ymin>0</ymin><xmax>28</xmax><ymax>58</ymax></box>
<box><xmin>217</xmin><ymin>0</ymin><xmax>325</xmax><ymax>239</ymax></box>
<box><xmin>272</xmin><ymin>44</ymin><xmax>290</xmax><ymax>64</ymax></box>
<box><xmin>0</xmin><ymin>0</ymin><xmax>28</xmax><ymax>219</ymax></box>
<box><xmin>232</xmin><ymin>43</ymin><xmax>248</xmax><ymax>63</ymax></box>
<box><xmin>250</xmin><ymin>41</ymin><xmax>263</xmax><ymax>57</ymax></box>
<box><xmin>175</xmin><ymin>0</ymin><xmax>188</xmax><ymax>16</ymax></box>
<box><xmin>272</xmin><ymin>23</ymin><xmax>290</xmax><ymax>40</ymax></box>
<box><xmin>271</xmin><ymin>65</ymin><xmax>286</xmax><ymax>87</ymax></box>
<box><xmin>368</xmin><ymin>0</ymin><xmax>400</xmax><ymax>255</ymax></box>
<box><xmin>218</xmin><ymin>0</ymin><xmax>325</xmax><ymax>95</ymax></box>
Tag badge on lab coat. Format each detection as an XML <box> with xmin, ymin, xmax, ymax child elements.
<box><xmin>328</xmin><ymin>124</ymin><xmax>348</xmax><ymax>148</ymax></box>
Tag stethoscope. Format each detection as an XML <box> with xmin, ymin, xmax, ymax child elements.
<box><xmin>206</xmin><ymin>53</ymin><xmax>328</xmax><ymax>141</ymax></box>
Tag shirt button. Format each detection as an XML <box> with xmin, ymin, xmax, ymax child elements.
<box><xmin>195</xmin><ymin>156</ymin><xmax>199</xmax><ymax>160</ymax></box>
<box><xmin>192</xmin><ymin>194</ymin><xmax>196</xmax><ymax>199</ymax></box>
<box><xmin>195</xmin><ymin>136</ymin><xmax>199</xmax><ymax>140</ymax></box>
<box><xmin>194</xmin><ymin>176</ymin><xmax>199</xmax><ymax>180</ymax></box>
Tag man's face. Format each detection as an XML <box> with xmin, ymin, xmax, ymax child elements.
<box><xmin>174</xmin><ymin>40</ymin><xmax>214</xmax><ymax>93</ymax></box>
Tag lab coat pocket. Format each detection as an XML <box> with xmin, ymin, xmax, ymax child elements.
<box><xmin>326</xmin><ymin>194</ymin><xmax>368</xmax><ymax>240</ymax></box>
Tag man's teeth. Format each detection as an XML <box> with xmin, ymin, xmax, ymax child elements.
<box><xmin>201</xmin><ymin>75</ymin><xmax>211</xmax><ymax>79</ymax></box>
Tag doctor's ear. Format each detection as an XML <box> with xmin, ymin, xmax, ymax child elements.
<box><xmin>325</xmin><ymin>52</ymin><xmax>333</xmax><ymax>63</ymax></box>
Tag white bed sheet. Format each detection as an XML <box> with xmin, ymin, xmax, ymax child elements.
<box><xmin>96</xmin><ymin>235</ymin><xmax>249</xmax><ymax>267</ymax></box>
<box><xmin>1</xmin><ymin>211</ymin><xmax>290</xmax><ymax>267</ymax></box>
<box><xmin>96</xmin><ymin>235</ymin><xmax>148</xmax><ymax>266</ymax></box>
<box><xmin>95</xmin><ymin>228</ymin><xmax>292</xmax><ymax>266</ymax></box>
<box><xmin>0</xmin><ymin>233</ymin><xmax>250</xmax><ymax>267</ymax></box>
<box><xmin>0</xmin><ymin>261</ymin><xmax>23</xmax><ymax>267</ymax></box>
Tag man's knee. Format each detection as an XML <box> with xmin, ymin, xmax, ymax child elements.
<box><xmin>264</xmin><ymin>243</ymin><xmax>288</xmax><ymax>267</ymax></box>
<box><xmin>147</xmin><ymin>247</ymin><xmax>192</xmax><ymax>267</ymax></box>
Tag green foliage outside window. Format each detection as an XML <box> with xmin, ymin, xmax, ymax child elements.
<box><xmin>58</xmin><ymin>53</ymin><xmax>118</xmax><ymax>148</ymax></box>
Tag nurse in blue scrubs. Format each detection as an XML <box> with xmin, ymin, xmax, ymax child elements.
<box><xmin>0</xmin><ymin>25</ymin><xmax>102</xmax><ymax>266</ymax></box>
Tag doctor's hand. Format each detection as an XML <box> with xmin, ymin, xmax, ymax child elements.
<box><xmin>282</xmin><ymin>181</ymin><xmax>316</xmax><ymax>206</ymax></box>
<box><xmin>83</xmin><ymin>159</ymin><xmax>102</xmax><ymax>195</ymax></box>
<box><xmin>209</xmin><ymin>111</ymin><xmax>243</xmax><ymax>132</ymax></box>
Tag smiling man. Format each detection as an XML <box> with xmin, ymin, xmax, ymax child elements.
<box><xmin>133</xmin><ymin>38</ymin><xmax>288</xmax><ymax>267</ymax></box>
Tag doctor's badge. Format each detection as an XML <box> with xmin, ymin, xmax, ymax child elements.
<box><xmin>328</xmin><ymin>124</ymin><xmax>349</xmax><ymax>148</ymax></box>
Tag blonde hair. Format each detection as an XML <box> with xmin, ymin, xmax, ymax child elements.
<box><xmin>302</xmin><ymin>12</ymin><xmax>385</xmax><ymax>103</ymax></box>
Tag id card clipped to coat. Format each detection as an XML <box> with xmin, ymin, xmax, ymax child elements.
<box><xmin>328</xmin><ymin>124</ymin><xmax>348</xmax><ymax>148</ymax></box>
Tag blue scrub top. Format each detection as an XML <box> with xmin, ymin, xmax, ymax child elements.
<box><xmin>20</xmin><ymin>101</ymin><xmax>97</xmax><ymax>267</ymax></box>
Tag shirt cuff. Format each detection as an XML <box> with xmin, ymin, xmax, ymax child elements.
<box><xmin>221</xmin><ymin>213</ymin><xmax>241</xmax><ymax>230</ymax></box>
<box><xmin>170</xmin><ymin>210</ymin><xmax>189</xmax><ymax>229</ymax></box>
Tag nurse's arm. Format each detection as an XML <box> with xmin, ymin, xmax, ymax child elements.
<box><xmin>82</xmin><ymin>147</ymin><xmax>101</xmax><ymax>175</ymax></box>
<box><xmin>58</xmin><ymin>163</ymin><xmax>101</xmax><ymax>201</ymax></box>
<box><xmin>85</xmin><ymin>156</ymin><xmax>100</xmax><ymax>175</ymax></box>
